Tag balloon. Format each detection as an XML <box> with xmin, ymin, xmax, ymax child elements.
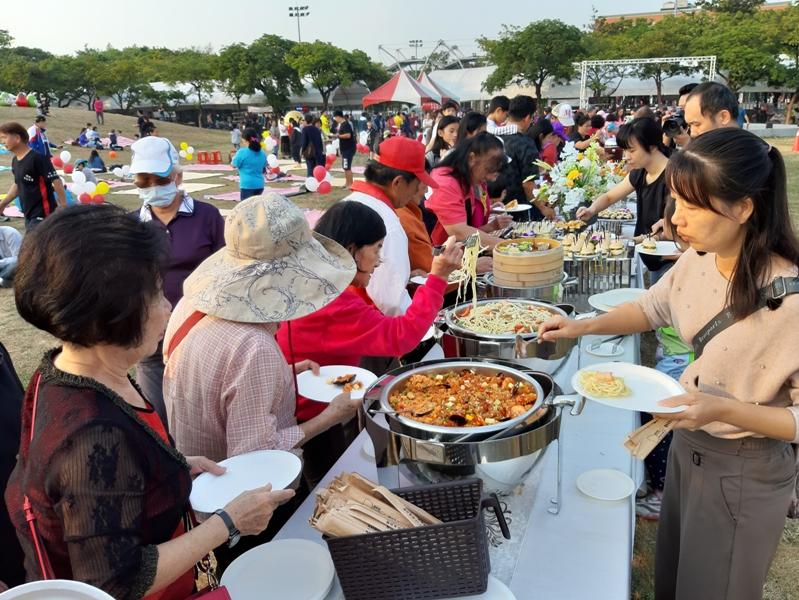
<box><xmin>266</xmin><ymin>154</ymin><xmax>279</xmax><ymax>168</ymax></box>
<box><xmin>15</xmin><ymin>93</ymin><xmax>27</xmax><ymax>107</ymax></box>
<box><xmin>260</xmin><ymin>142</ymin><xmax>266</xmax><ymax>149</ymax></box>
<box><xmin>60</xmin><ymin>150</ymin><xmax>72</xmax><ymax>163</ymax></box>
<box><xmin>325</xmin><ymin>172</ymin><xmax>333</xmax><ymax>183</ymax></box>
<box><xmin>121</xmin><ymin>165</ymin><xmax>131</xmax><ymax>177</ymax></box>
<box><xmin>71</xmin><ymin>182</ymin><xmax>84</xmax><ymax>196</ymax></box>
<box><xmin>326</xmin><ymin>153</ymin><xmax>336</xmax><ymax>163</ymax></box>
<box><xmin>312</xmin><ymin>166</ymin><xmax>327</xmax><ymax>182</ymax></box>
<box><xmin>317</xmin><ymin>181</ymin><xmax>332</xmax><ymax>195</ymax></box>
<box><xmin>262</xmin><ymin>131</ymin><xmax>269</xmax><ymax>138</ymax></box>
<box><xmin>179</xmin><ymin>149</ymin><xmax>187</xmax><ymax>158</ymax></box>
<box><xmin>186</xmin><ymin>154</ymin><xmax>193</xmax><ymax>161</ymax></box>
<box><xmin>180</xmin><ymin>142</ymin><xmax>188</xmax><ymax>150</ymax></box>
<box><xmin>96</xmin><ymin>181</ymin><xmax>110</xmax><ymax>195</ymax></box>
<box><xmin>64</xmin><ymin>163</ymin><xmax>74</xmax><ymax>174</ymax></box>
<box><xmin>84</xmin><ymin>182</ymin><xmax>97</xmax><ymax>195</ymax></box>
<box><xmin>265</xmin><ymin>138</ymin><xmax>277</xmax><ymax>151</ymax></box>
<box><xmin>52</xmin><ymin>157</ymin><xmax>63</xmax><ymax>168</ymax></box>
<box><xmin>113</xmin><ymin>167</ymin><xmax>124</xmax><ymax>178</ymax></box>
<box><xmin>109</xmin><ymin>151</ymin><xmax>117</xmax><ymax>158</ymax></box>
<box><xmin>27</xmin><ymin>95</ymin><xmax>37</xmax><ymax>107</ymax></box>
<box><xmin>71</xmin><ymin>171</ymin><xmax>86</xmax><ymax>185</ymax></box>
<box><xmin>305</xmin><ymin>177</ymin><xmax>320</xmax><ymax>192</ymax></box>
<box><xmin>270</xmin><ymin>166</ymin><xmax>280</xmax><ymax>174</ymax></box>
<box><xmin>187</xmin><ymin>146</ymin><xmax>195</xmax><ymax>155</ymax></box>
<box><xmin>325</xmin><ymin>144</ymin><xmax>334</xmax><ymax>155</ymax></box>
<box><xmin>92</xmin><ymin>194</ymin><xmax>105</xmax><ymax>204</ymax></box>
<box><xmin>79</xmin><ymin>193</ymin><xmax>92</xmax><ymax>204</ymax></box>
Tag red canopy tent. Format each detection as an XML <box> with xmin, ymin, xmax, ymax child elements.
<box><xmin>362</xmin><ymin>69</ymin><xmax>442</xmax><ymax>108</ymax></box>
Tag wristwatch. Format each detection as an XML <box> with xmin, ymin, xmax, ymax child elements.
<box><xmin>214</xmin><ymin>509</ymin><xmax>240</xmax><ymax>548</ymax></box>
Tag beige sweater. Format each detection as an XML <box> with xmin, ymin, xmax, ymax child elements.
<box><xmin>637</xmin><ymin>248</ymin><xmax>799</xmax><ymax>442</ymax></box>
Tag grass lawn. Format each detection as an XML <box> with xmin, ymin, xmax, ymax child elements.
<box><xmin>1</xmin><ymin>108</ymin><xmax>798</xmax><ymax>598</ymax></box>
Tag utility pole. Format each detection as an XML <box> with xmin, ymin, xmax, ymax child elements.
<box><xmin>409</xmin><ymin>39</ymin><xmax>423</xmax><ymax>59</ymax></box>
<box><xmin>288</xmin><ymin>5</ymin><xmax>310</xmax><ymax>42</ymax></box>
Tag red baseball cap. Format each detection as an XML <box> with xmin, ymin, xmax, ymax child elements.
<box><xmin>376</xmin><ymin>137</ymin><xmax>438</xmax><ymax>189</ymax></box>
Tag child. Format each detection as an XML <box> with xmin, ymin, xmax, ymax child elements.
<box><xmin>108</xmin><ymin>129</ymin><xmax>123</xmax><ymax>151</ymax></box>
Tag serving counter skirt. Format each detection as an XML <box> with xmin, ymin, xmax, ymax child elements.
<box><xmin>655</xmin><ymin>428</ymin><xmax>795</xmax><ymax>600</ymax></box>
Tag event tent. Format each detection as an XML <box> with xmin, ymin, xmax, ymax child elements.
<box><xmin>362</xmin><ymin>69</ymin><xmax>441</xmax><ymax>107</ymax></box>
<box><xmin>418</xmin><ymin>72</ymin><xmax>460</xmax><ymax>104</ymax></box>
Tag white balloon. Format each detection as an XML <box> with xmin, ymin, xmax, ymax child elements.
<box><xmin>305</xmin><ymin>177</ymin><xmax>319</xmax><ymax>192</ymax></box>
<box><xmin>324</xmin><ymin>172</ymin><xmax>333</xmax><ymax>183</ymax></box>
<box><xmin>332</xmin><ymin>139</ymin><xmax>340</xmax><ymax>150</ymax></box>
<box><xmin>84</xmin><ymin>181</ymin><xmax>97</xmax><ymax>195</ymax></box>
<box><xmin>265</xmin><ymin>138</ymin><xmax>277</xmax><ymax>150</ymax></box>
<box><xmin>113</xmin><ymin>167</ymin><xmax>124</xmax><ymax>178</ymax></box>
<box><xmin>187</xmin><ymin>146</ymin><xmax>195</xmax><ymax>155</ymax></box>
<box><xmin>267</xmin><ymin>154</ymin><xmax>279</xmax><ymax>168</ymax></box>
<box><xmin>179</xmin><ymin>149</ymin><xmax>187</xmax><ymax>158</ymax></box>
<box><xmin>121</xmin><ymin>165</ymin><xmax>131</xmax><ymax>176</ymax></box>
<box><xmin>71</xmin><ymin>183</ymin><xmax>84</xmax><ymax>196</ymax></box>
<box><xmin>59</xmin><ymin>150</ymin><xmax>72</xmax><ymax>163</ymax></box>
<box><xmin>72</xmin><ymin>171</ymin><xmax>86</xmax><ymax>184</ymax></box>
<box><xmin>325</xmin><ymin>144</ymin><xmax>334</xmax><ymax>155</ymax></box>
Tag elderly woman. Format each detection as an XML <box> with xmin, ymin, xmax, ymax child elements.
<box><xmin>4</xmin><ymin>205</ymin><xmax>291</xmax><ymax>599</ymax></box>
<box><xmin>131</xmin><ymin>136</ymin><xmax>225</xmax><ymax>423</ymax></box>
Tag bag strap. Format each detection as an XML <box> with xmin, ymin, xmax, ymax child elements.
<box><xmin>24</xmin><ymin>373</ymin><xmax>56</xmax><ymax>580</ymax></box>
<box><xmin>164</xmin><ymin>310</ymin><xmax>206</xmax><ymax>363</ymax></box>
<box><xmin>694</xmin><ymin>276</ymin><xmax>799</xmax><ymax>359</ymax></box>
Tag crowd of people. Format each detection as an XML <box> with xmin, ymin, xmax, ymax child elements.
<box><xmin>0</xmin><ymin>77</ymin><xmax>797</xmax><ymax>600</ymax></box>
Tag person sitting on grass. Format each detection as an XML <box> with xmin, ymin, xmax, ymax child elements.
<box><xmin>88</xmin><ymin>149</ymin><xmax>107</xmax><ymax>173</ymax></box>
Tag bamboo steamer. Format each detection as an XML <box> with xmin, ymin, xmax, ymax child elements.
<box><xmin>493</xmin><ymin>238</ymin><xmax>564</xmax><ymax>287</ymax></box>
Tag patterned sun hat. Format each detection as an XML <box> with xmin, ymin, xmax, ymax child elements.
<box><xmin>183</xmin><ymin>192</ymin><xmax>355</xmax><ymax>323</ymax></box>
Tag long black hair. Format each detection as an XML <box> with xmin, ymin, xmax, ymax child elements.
<box><xmin>437</xmin><ymin>131</ymin><xmax>505</xmax><ymax>193</ymax></box>
<box><xmin>617</xmin><ymin>117</ymin><xmax>670</xmax><ymax>157</ymax></box>
<box><xmin>666</xmin><ymin>127</ymin><xmax>799</xmax><ymax>319</ymax></box>
<box><xmin>457</xmin><ymin>112</ymin><xmax>487</xmax><ymax>142</ymax></box>
<box><xmin>430</xmin><ymin>115</ymin><xmax>460</xmax><ymax>156</ymax></box>
<box><xmin>528</xmin><ymin>117</ymin><xmax>554</xmax><ymax>151</ymax></box>
<box><xmin>242</xmin><ymin>127</ymin><xmax>261</xmax><ymax>152</ymax></box>
<box><xmin>314</xmin><ymin>201</ymin><xmax>387</xmax><ymax>252</ymax></box>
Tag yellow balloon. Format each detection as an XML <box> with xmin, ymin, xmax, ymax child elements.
<box><xmin>96</xmin><ymin>182</ymin><xmax>110</xmax><ymax>195</ymax></box>
<box><xmin>186</xmin><ymin>153</ymin><xmax>193</xmax><ymax>161</ymax></box>
<box><xmin>264</xmin><ymin>131</ymin><xmax>270</xmax><ymax>137</ymax></box>
<box><xmin>180</xmin><ymin>142</ymin><xmax>188</xmax><ymax>150</ymax></box>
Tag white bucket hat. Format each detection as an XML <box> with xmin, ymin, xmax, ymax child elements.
<box><xmin>183</xmin><ymin>193</ymin><xmax>355</xmax><ymax>323</ymax></box>
<box><xmin>129</xmin><ymin>136</ymin><xmax>180</xmax><ymax>176</ymax></box>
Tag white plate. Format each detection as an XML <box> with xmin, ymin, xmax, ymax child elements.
<box><xmin>410</xmin><ymin>275</ymin><xmax>428</xmax><ymax>285</ymax></box>
<box><xmin>190</xmin><ymin>450</ymin><xmax>301</xmax><ymax>513</ymax></box>
<box><xmin>572</xmin><ymin>362</ymin><xmax>686</xmax><ymax>413</ymax></box>
<box><xmin>439</xmin><ymin>576</ymin><xmax>516</xmax><ymax>599</ymax></box>
<box><xmin>505</xmin><ymin>203</ymin><xmax>532</xmax><ymax>212</ymax></box>
<box><xmin>637</xmin><ymin>240</ymin><xmax>680</xmax><ymax>257</ymax></box>
<box><xmin>0</xmin><ymin>580</ymin><xmax>114</xmax><ymax>600</ymax></box>
<box><xmin>296</xmin><ymin>365</ymin><xmax>377</xmax><ymax>403</ymax></box>
<box><xmin>221</xmin><ymin>539</ymin><xmax>335</xmax><ymax>600</ymax></box>
<box><xmin>588</xmin><ymin>288</ymin><xmax>647</xmax><ymax>313</ymax></box>
<box><xmin>577</xmin><ymin>469</ymin><xmax>636</xmax><ymax>501</ymax></box>
<box><xmin>585</xmin><ymin>341</ymin><xmax>624</xmax><ymax>358</ymax></box>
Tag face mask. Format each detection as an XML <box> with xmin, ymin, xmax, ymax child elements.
<box><xmin>139</xmin><ymin>182</ymin><xmax>178</xmax><ymax>207</ymax></box>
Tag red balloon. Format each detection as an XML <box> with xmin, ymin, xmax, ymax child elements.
<box><xmin>52</xmin><ymin>157</ymin><xmax>63</xmax><ymax>168</ymax></box>
<box><xmin>79</xmin><ymin>193</ymin><xmax>92</xmax><ymax>204</ymax></box>
<box><xmin>326</xmin><ymin>153</ymin><xmax>336</xmax><ymax>163</ymax></box>
<box><xmin>92</xmin><ymin>194</ymin><xmax>105</xmax><ymax>204</ymax></box>
<box><xmin>109</xmin><ymin>151</ymin><xmax>117</xmax><ymax>158</ymax></box>
<box><xmin>64</xmin><ymin>163</ymin><xmax>74</xmax><ymax>174</ymax></box>
<box><xmin>312</xmin><ymin>165</ymin><xmax>327</xmax><ymax>182</ymax></box>
<box><xmin>270</xmin><ymin>166</ymin><xmax>280</xmax><ymax>174</ymax></box>
<box><xmin>317</xmin><ymin>181</ymin><xmax>332</xmax><ymax>195</ymax></box>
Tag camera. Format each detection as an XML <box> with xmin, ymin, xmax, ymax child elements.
<box><xmin>663</xmin><ymin>109</ymin><xmax>687</xmax><ymax>138</ymax></box>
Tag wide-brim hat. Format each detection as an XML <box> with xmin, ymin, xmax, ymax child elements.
<box><xmin>183</xmin><ymin>192</ymin><xmax>355</xmax><ymax>323</ymax></box>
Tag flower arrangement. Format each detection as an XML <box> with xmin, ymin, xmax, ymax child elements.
<box><xmin>531</xmin><ymin>142</ymin><xmax>625</xmax><ymax>216</ymax></box>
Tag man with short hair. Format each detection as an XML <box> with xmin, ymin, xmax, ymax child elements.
<box><xmin>344</xmin><ymin>136</ymin><xmax>439</xmax><ymax>316</ymax></box>
<box><xmin>486</xmin><ymin>95</ymin><xmax>510</xmax><ymax>134</ymax></box>
<box><xmin>499</xmin><ymin>95</ymin><xmax>555</xmax><ymax>221</ymax></box>
<box><xmin>26</xmin><ymin>116</ymin><xmax>58</xmax><ymax>158</ymax></box>
<box><xmin>333</xmin><ymin>110</ymin><xmax>356</xmax><ymax>188</ymax></box>
<box><xmin>684</xmin><ymin>82</ymin><xmax>739</xmax><ymax>138</ymax></box>
<box><xmin>0</xmin><ymin>122</ymin><xmax>67</xmax><ymax>231</ymax></box>
<box><xmin>677</xmin><ymin>83</ymin><xmax>698</xmax><ymax>110</ymax></box>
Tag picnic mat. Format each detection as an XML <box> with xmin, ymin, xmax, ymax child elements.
<box><xmin>332</xmin><ymin>166</ymin><xmax>366</xmax><ymax>174</ymax></box>
<box><xmin>180</xmin><ymin>171</ymin><xmax>221</xmax><ymax>181</ymax></box>
<box><xmin>182</xmin><ymin>164</ymin><xmax>235</xmax><ymax>172</ymax></box>
<box><xmin>222</xmin><ymin>174</ymin><xmax>307</xmax><ymax>183</ymax></box>
<box><xmin>112</xmin><ymin>182</ymin><xmax>223</xmax><ymax>195</ymax></box>
<box><xmin>2</xmin><ymin>205</ymin><xmax>23</xmax><ymax>218</ymax></box>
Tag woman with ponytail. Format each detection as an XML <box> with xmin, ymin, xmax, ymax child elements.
<box><xmin>540</xmin><ymin>128</ymin><xmax>799</xmax><ymax>600</ymax></box>
<box><xmin>232</xmin><ymin>127</ymin><xmax>267</xmax><ymax>201</ymax></box>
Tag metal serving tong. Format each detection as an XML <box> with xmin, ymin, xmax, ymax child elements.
<box><xmin>433</xmin><ymin>232</ymin><xmax>480</xmax><ymax>256</ymax></box>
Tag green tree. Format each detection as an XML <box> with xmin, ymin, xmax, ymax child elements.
<box><xmin>0</xmin><ymin>30</ymin><xmax>12</xmax><ymax>49</ymax></box>
<box><xmin>287</xmin><ymin>41</ymin><xmax>354</xmax><ymax>111</ymax></box>
<box><xmin>163</xmin><ymin>48</ymin><xmax>219</xmax><ymax>126</ymax></box>
<box><xmin>696</xmin><ymin>0</ymin><xmax>765</xmax><ymax>13</ymax></box>
<box><xmin>765</xmin><ymin>4</ymin><xmax>799</xmax><ymax>123</ymax></box>
<box><xmin>349</xmin><ymin>49</ymin><xmax>390</xmax><ymax>92</ymax></box>
<box><xmin>217</xmin><ymin>43</ymin><xmax>255</xmax><ymax>110</ymax></box>
<box><xmin>479</xmin><ymin>20</ymin><xmax>585</xmax><ymax>99</ymax></box>
<box><xmin>247</xmin><ymin>35</ymin><xmax>303</xmax><ymax>112</ymax></box>
<box><xmin>582</xmin><ymin>19</ymin><xmax>637</xmax><ymax>101</ymax></box>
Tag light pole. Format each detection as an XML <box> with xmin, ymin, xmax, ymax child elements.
<box><xmin>288</xmin><ymin>5</ymin><xmax>310</xmax><ymax>42</ymax></box>
<box><xmin>409</xmin><ymin>39</ymin><xmax>423</xmax><ymax>59</ymax></box>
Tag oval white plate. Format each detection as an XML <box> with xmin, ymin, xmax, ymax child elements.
<box><xmin>410</xmin><ymin>275</ymin><xmax>428</xmax><ymax>285</ymax></box>
<box><xmin>588</xmin><ymin>288</ymin><xmax>647</xmax><ymax>313</ymax></box>
<box><xmin>296</xmin><ymin>365</ymin><xmax>377</xmax><ymax>403</ymax></box>
<box><xmin>637</xmin><ymin>240</ymin><xmax>680</xmax><ymax>257</ymax></box>
<box><xmin>190</xmin><ymin>449</ymin><xmax>301</xmax><ymax>513</ymax></box>
<box><xmin>505</xmin><ymin>203</ymin><xmax>532</xmax><ymax>212</ymax></box>
<box><xmin>572</xmin><ymin>362</ymin><xmax>686</xmax><ymax>413</ymax></box>
<box><xmin>221</xmin><ymin>539</ymin><xmax>335</xmax><ymax>600</ymax></box>
<box><xmin>439</xmin><ymin>576</ymin><xmax>516</xmax><ymax>600</ymax></box>
<box><xmin>577</xmin><ymin>468</ymin><xmax>636</xmax><ymax>501</ymax></box>
<box><xmin>585</xmin><ymin>341</ymin><xmax>624</xmax><ymax>358</ymax></box>
<box><xmin>0</xmin><ymin>580</ymin><xmax>114</xmax><ymax>600</ymax></box>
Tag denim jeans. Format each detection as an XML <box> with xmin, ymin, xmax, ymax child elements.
<box><xmin>240</xmin><ymin>188</ymin><xmax>264</xmax><ymax>201</ymax></box>
<box><xmin>0</xmin><ymin>257</ymin><xmax>17</xmax><ymax>281</ymax></box>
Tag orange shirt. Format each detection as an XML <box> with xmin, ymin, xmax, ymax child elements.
<box><xmin>397</xmin><ymin>202</ymin><xmax>433</xmax><ymax>272</ymax></box>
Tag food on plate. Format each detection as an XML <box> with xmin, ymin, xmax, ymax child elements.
<box><xmin>328</xmin><ymin>373</ymin><xmax>356</xmax><ymax>385</ymax></box>
<box><xmin>495</xmin><ymin>239</ymin><xmax>553</xmax><ymax>255</ymax></box>
<box><xmin>504</xmin><ymin>199</ymin><xmax>519</xmax><ymax>210</ymax></box>
<box><xmin>554</xmin><ymin>219</ymin><xmax>586</xmax><ymax>232</ymax></box>
<box><xmin>579</xmin><ymin>370</ymin><xmax>630</xmax><ymax>398</ymax></box>
<box><xmin>641</xmin><ymin>236</ymin><xmax>658</xmax><ymax>250</ymax></box>
<box><xmin>599</xmin><ymin>207</ymin><xmax>634</xmax><ymax>220</ymax></box>
<box><xmin>454</xmin><ymin>300</ymin><xmax>557</xmax><ymax>335</ymax></box>
<box><xmin>455</xmin><ymin>234</ymin><xmax>481</xmax><ymax>310</ymax></box>
<box><xmin>389</xmin><ymin>370</ymin><xmax>539</xmax><ymax>427</ymax></box>
<box><xmin>579</xmin><ymin>241</ymin><xmax>596</xmax><ymax>256</ymax></box>
<box><xmin>609</xmin><ymin>239</ymin><xmax>626</xmax><ymax>256</ymax></box>
<box><xmin>531</xmin><ymin>220</ymin><xmax>557</xmax><ymax>236</ymax></box>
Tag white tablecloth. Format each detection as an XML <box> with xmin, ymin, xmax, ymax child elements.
<box><xmin>275</xmin><ymin>335</ymin><xmax>643</xmax><ymax>600</ymax></box>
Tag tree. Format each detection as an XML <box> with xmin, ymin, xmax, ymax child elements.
<box><xmin>479</xmin><ymin>20</ymin><xmax>585</xmax><ymax>99</ymax></box>
<box><xmin>287</xmin><ymin>41</ymin><xmax>355</xmax><ymax>111</ymax></box>
<box><xmin>217</xmin><ymin>43</ymin><xmax>255</xmax><ymax>110</ymax></box>
<box><xmin>765</xmin><ymin>4</ymin><xmax>799</xmax><ymax>123</ymax></box>
<box><xmin>163</xmin><ymin>49</ymin><xmax>218</xmax><ymax>126</ymax></box>
<box><xmin>696</xmin><ymin>0</ymin><xmax>765</xmax><ymax>13</ymax></box>
<box><xmin>0</xmin><ymin>30</ymin><xmax>12</xmax><ymax>49</ymax></box>
<box><xmin>349</xmin><ymin>49</ymin><xmax>390</xmax><ymax>91</ymax></box>
<box><xmin>247</xmin><ymin>35</ymin><xmax>303</xmax><ymax>112</ymax></box>
<box><xmin>582</xmin><ymin>19</ymin><xmax>637</xmax><ymax>101</ymax></box>
<box><xmin>91</xmin><ymin>47</ymin><xmax>160</xmax><ymax>111</ymax></box>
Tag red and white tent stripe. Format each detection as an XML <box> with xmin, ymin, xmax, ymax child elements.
<box><xmin>418</xmin><ymin>72</ymin><xmax>460</xmax><ymax>104</ymax></box>
<box><xmin>362</xmin><ymin>69</ymin><xmax>442</xmax><ymax>107</ymax></box>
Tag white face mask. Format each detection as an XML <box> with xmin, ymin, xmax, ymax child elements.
<box><xmin>139</xmin><ymin>182</ymin><xmax>178</xmax><ymax>207</ymax></box>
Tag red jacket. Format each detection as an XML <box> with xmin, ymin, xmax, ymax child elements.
<box><xmin>277</xmin><ymin>276</ymin><xmax>447</xmax><ymax>421</ymax></box>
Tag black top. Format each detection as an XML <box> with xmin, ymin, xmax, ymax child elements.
<box><xmin>569</xmin><ymin>131</ymin><xmax>589</xmax><ymax>144</ymax></box>
<box><xmin>12</xmin><ymin>150</ymin><xmax>58</xmax><ymax>221</ymax></box>
<box><xmin>499</xmin><ymin>132</ymin><xmax>543</xmax><ymax>220</ymax></box>
<box><xmin>338</xmin><ymin>120</ymin><xmax>356</xmax><ymax>152</ymax></box>
<box><xmin>630</xmin><ymin>167</ymin><xmax>669</xmax><ymax>271</ymax></box>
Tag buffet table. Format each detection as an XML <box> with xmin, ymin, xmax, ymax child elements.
<box><xmin>275</xmin><ymin>333</ymin><xmax>644</xmax><ymax>600</ymax></box>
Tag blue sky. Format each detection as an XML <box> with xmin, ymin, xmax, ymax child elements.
<box><xmin>4</xmin><ymin>0</ymin><xmax>670</xmax><ymax>60</ymax></box>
